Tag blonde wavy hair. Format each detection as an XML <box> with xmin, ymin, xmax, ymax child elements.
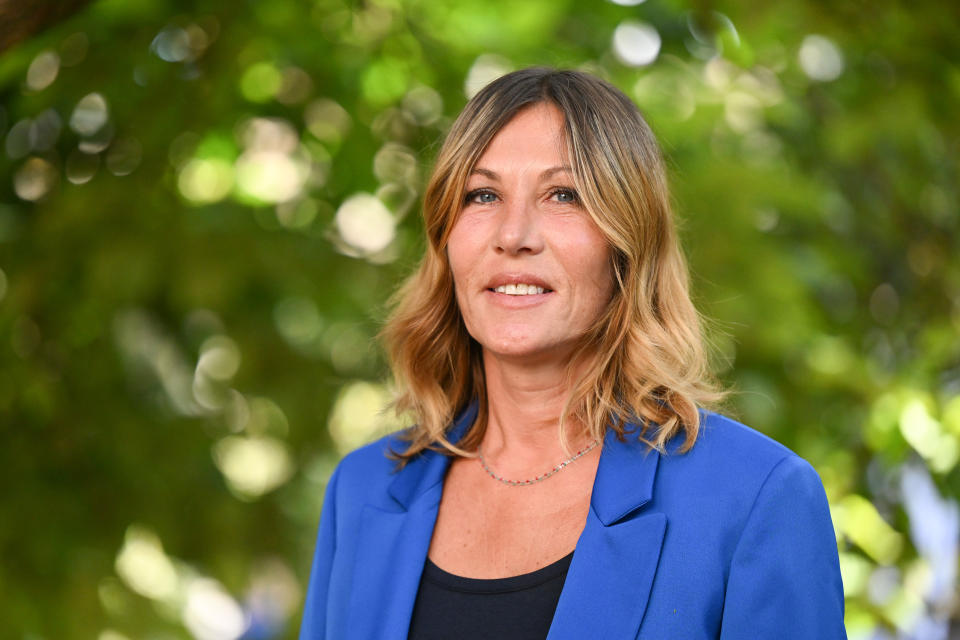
<box><xmin>382</xmin><ymin>67</ymin><xmax>722</xmax><ymax>461</ymax></box>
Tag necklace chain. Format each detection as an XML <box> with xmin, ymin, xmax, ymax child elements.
<box><xmin>477</xmin><ymin>439</ymin><xmax>601</xmax><ymax>487</ymax></box>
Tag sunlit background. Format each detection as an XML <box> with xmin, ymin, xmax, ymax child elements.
<box><xmin>0</xmin><ymin>0</ymin><xmax>957</xmax><ymax>638</ymax></box>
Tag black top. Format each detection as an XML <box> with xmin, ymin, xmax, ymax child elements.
<box><xmin>407</xmin><ymin>552</ymin><xmax>574</xmax><ymax>639</ymax></box>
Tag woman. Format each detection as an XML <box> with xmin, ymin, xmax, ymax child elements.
<box><xmin>300</xmin><ymin>68</ymin><xmax>846</xmax><ymax>639</ymax></box>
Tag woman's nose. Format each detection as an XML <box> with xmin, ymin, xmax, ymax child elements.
<box><xmin>494</xmin><ymin>196</ymin><xmax>543</xmax><ymax>255</ymax></box>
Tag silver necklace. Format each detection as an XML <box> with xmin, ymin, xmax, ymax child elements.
<box><xmin>477</xmin><ymin>439</ymin><xmax>601</xmax><ymax>487</ymax></box>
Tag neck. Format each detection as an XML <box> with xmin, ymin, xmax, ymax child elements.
<box><xmin>479</xmin><ymin>348</ymin><xmax>595</xmax><ymax>467</ymax></box>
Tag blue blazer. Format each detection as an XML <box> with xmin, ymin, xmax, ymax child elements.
<box><xmin>299</xmin><ymin>405</ymin><xmax>846</xmax><ymax>639</ymax></box>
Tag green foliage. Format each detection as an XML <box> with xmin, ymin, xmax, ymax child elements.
<box><xmin>1</xmin><ymin>0</ymin><xmax>958</xmax><ymax>637</ymax></box>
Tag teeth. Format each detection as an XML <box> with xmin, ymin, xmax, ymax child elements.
<box><xmin>494</xmin><ymin>284</ymin><xmax>546</xmax><ymax>296</ymax></box>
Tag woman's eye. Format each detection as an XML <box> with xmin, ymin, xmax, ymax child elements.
<box><xmin>466</xmin><ymin>190</ymin><xmax>497</xmax><ymax>204</ymax></box>
<box><xmin>551</xmin><ymin>188</ymin><xmax>579</xmax><ymax>204</ymax></box>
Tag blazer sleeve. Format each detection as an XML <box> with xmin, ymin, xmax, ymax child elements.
<box><xmin>720</xmin><ymin>455</ymin><xmax>846</xmax><ymax>639</ymax></box>
<box><xmin>298</xmin><ymin>463</ymin><xmax>342</xmax><ymax>640</ymax></box>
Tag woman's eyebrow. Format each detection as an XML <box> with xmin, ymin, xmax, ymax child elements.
<box><xmin>468</xmin><ymin>165</ymin><xmax>573</xmax><ymax>181</ymax></box>
<box><xmin>539</xmin><ymin>166</ymin><xmax>573</xmax><ymax>179</ymax></box>
<box><xmin>470</xmin><ymin>167</ymin><xmax>500</xmax><ymax>181</ymax></box>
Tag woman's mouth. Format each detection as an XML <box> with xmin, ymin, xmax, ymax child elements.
<box><xmin>490</xmin><ymin>284</ymin><xmax>548</xmax><ymax>296</ymax></box>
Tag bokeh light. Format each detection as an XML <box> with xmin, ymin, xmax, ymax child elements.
<box><xmin>373</xmin><ymin>142</ymin><xmax>417</xmax><ymax>185</ymax></box>
<box><xmin>26</xmin><ymin>50</ymin><xmax>59</xmax><ymax>91</ymax></box>
<box><xmin>899</xmin><ymin>398</ymin><xmax>959</xmax><ymax>473</ymax></box>
<box><xmin>276</xmin><ymin>66</ymin><xmax>313</xmax><ymax>105</ymax></box>
<box><xmin>5</xmin><ymin>119</ymin><xmax>32</xmax><ymax>158</ymax></box>
<box><xmin>151</xmin><ymin>26</ymin><xmax>192</xmax><ymax>62</ymax></box>
<box><xmin>78</xmin><ymin>121</ymin><xmax>113</xmax><ymax>153</ymax></box>
<box><xmin>212</xmin><ymin>434</ymin><xmax>295</xmax><ymax>500</ymax></box>
<box><xmin>31</xmin><ymin>109</ymin><xmax>62</xmax><ymax>151</ymax></box>
<box><xmin>833</xmin><ymin>494</ymin><xmax>904</xmax><ymax>564</ymax></box>
<box><xmin>334</xmin><ymin>192</ymin><xmax>396</xmax><ymax>255</ymax></box>
<box><xmin>304</xmin><ymin>98</ymin><xmax>351</xmax><ymax>147</ymax></box>
<box><xmin>275</xmin><ymin>197</ymin><xmax>321</xmax><ymax>229</ymax></box>
<box><xmin>114</xmin><ymin>525</ymin><xmax>179</xmax><ymax>602</ymax></box>
<box><xmin>612</xmin><ymin>21</ymin><xmax>661</xmax><ymax>67</ymax></box>
<box><xmin>327</xmin><ymin>381</ymin><xmax>403</xmax><ymax>455</ymax></box>
<box><xmin>798</xmin><ymin>34</ymin><xmax>844</xmax><ymax>81</ymax></box>
<box><xmin>464</xmin><ymin>54</ymin><xmax>512</xmax><ymax>98</ymax></box>
<box><xmin>243</xmin><ymin>558</ymin><xmax>301</xmax><ymax>639</ymax></box>
<box><xmin>234</xmin><ymin>149</ymin><xmax>308</xmax><ymax>204</ymax></box>
<box><xmin>273</xmin><ymin>296</ymin><xmax>323</xmax><ymax>351</ymax></box>
<box><xmin>69</xmin><ymin>92</ymin><xmax>109</xmax><ymax>136</ymax></box>
<box><xmin>105</xmin><ymin>138</ymin><xmax>142</xmax><ymax>176</ymax></box>
<box><xmin>182</xmin><ymin>578</ymin><xmax>247</xmax><ymax>640</ymax></box>
<box><xmin>233</xmin><ymin>117</ymin><xmax>310</xmax><ymax>204</ymax></box>
<box><xmin>178</xmin><ymin>157</ymin><xmax>234</xmax><ymax>204</ymax></box>
<box><xmin>196</xmin><ymin>335</ymin><xmax>241</xmax><ymax>381</ymax></box>
<box><xmin>13</xmin><ymin>157</ymin><xmax>58</xmax><ymax>201</ymax></box>
<box><xmin>65</xmin><ymin>148</ymin><xmax>100</xmax><ymax>184</ymax></box>
<box><xmin>241</xmin><ymin>62</ymin><xmax>283</xmax><ymax>103</ymax></box>
<box><xmin>5</xmin><ymin>109</ymin><xmax>62</xmax><ymax>158</ymax></box>
<box><xmin>402</xmin><ymin>85</ymin><xmax>443</xmax><ymax>126</ymax></box>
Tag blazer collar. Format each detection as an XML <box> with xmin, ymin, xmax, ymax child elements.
<box><xmin>386</xmin><ymin>402</ymin><xmax>477</xmax><ymax>510</ymax></box>
<box><xmin>591</xmin><ymin>426</ymin><xmax>661</xmax><ymax>525</ymax></box>
<box><xmin>386</xmin><ymin>401</ymin><xmax>662</xmax><ymax>525</ymax></box>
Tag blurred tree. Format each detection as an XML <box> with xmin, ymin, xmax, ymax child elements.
<box><xmin>0</xmin><ymin>0</ymin><xmax>958</xmax><ymax>638</ymax></box>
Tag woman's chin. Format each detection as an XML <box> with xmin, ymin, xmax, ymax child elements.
<box><xmin>480</xmin><ymin>338</ymin><xmax>573</xmax><ymax>365</ymax></box>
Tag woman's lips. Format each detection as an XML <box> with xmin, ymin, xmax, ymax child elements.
<box><xmin>483</xmin><ymin>273</ymin><xmax>554</xmax><ymax>293</ymax></box>
<box><xmin>483</xmin><ymin>287</ymin><xmax>553</xmax><ymax>307</ymax></box>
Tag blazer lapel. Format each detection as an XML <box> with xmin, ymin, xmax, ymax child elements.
<box><xmin>346</xmin><ymin>486</ymin><xmax>442</xmax><ymax>638</ymax></box>
<box><xmin>548</xmin><ymin>429</ymin><xmax>666</xmax><ymax>639</ymax></box>
<box><xmin>344</xmin><ymin>405</ymin><xmax>477</xmax><ymax>639</ymax></box>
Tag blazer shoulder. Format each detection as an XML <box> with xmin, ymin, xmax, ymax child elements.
<box><xmin>693</xmin><ymin>410</ymin><xmax>799</xmax><ymax>470</ymax></box>
<box><xmin>652</xmin><ymin>412</ymin><xmax>833</xmax><ymax>561</ymax></box>
<box><xmin>655</xmin><ymin>411</ymin><xmax>818</xmax><ymax>506</ymax></box>
<box><xmin>337</xmin><ymin>431</ymin><xmax>404</xmax><ymax>471</ymax></box>
<box><xmin>328</xmin><ymin>430</ymin><xmax>409</xmax><ymax>502</ymax></box>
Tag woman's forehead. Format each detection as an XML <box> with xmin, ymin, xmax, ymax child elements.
<box><xmin>471</xmin><ymin>103</ymin><xmax>570</xmax><ymax>175</ymax></box>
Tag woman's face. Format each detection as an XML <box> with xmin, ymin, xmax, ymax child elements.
<box><xmin>447</xmin><ymin>102</ymin><xmax>614</xmax><ymax>364</ymax></box>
